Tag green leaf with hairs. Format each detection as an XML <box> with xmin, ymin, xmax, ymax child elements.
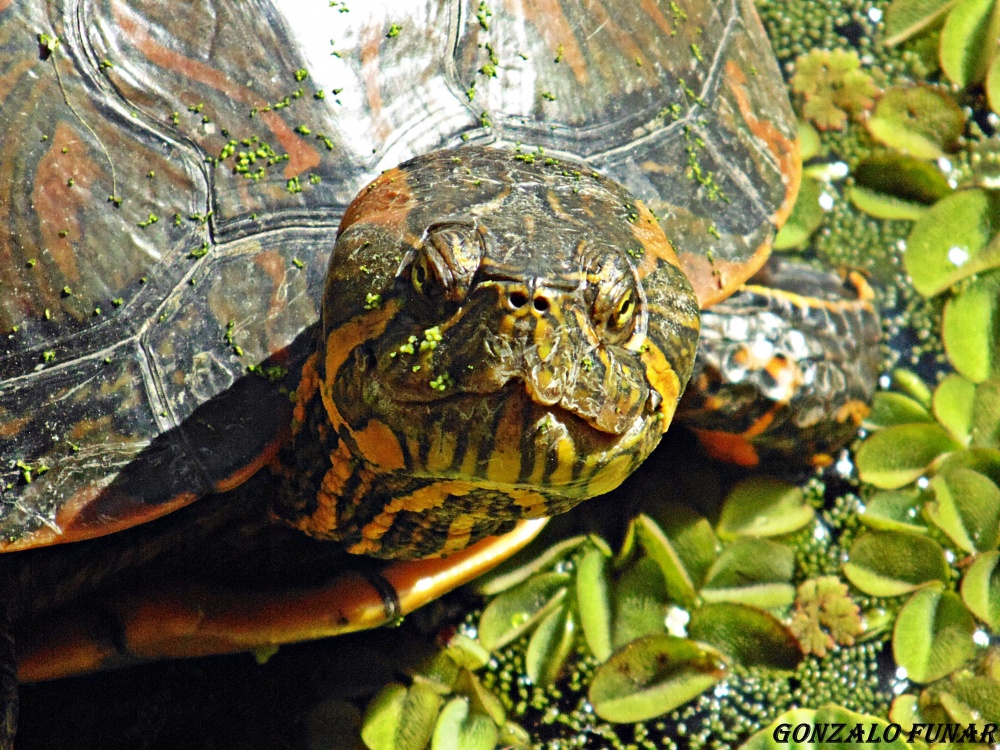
<box><xmin>856</xmin><ymin>423</ymin><xmax>961</xmax><ymax>488</ymax></box>
<box><xmin>883</xmin><ymin>0</ymin><xmax>957</xmax><ymax>45</ymax></box>
<box><xmin>866</xmin><ymin>86</ymin><xmax>964</xmax><ymax>159</ymax></box>
<box><xmin>961</xmin><ymin>551</ymin><xmax>1000</xmax><ymax>628</ymax></box>
<box><xmin>905</xmin><ymin>189</ymin><xmax>1000</xmax><ymax>297</ymax></box>
<box><xmin>940</xmin><ymin>0</ymin><xmax>1000</xmax><ymax>88</ymax></box>
<box><xmin>894</xmin><ymin>585</ymin><xmax>977</xmax><ymax>683</ymax></box>
<box><xmin>589</xmin><ymin>635</ymin><xmax>726</xmax><ymax>723</ymax></box>
<box><xmin>843</xmin><ymin>530</ymin><xmax>948</xmax><ymax>596</ymax></box>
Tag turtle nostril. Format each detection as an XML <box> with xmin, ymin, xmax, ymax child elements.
<box><xmin>533</xmin><ymin>296</ymin><xmax>550</xmax><ymax>312</ymax></box>
<box><xmin>509</xmin><ymin>291</ymin><xmax>528</xmax><ymax>308</ymax></box>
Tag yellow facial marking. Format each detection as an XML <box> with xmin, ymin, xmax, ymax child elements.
<box><xmin>587</xmin><ymin>453</ymin><xmax>633</xmax><ymax>496</ymax></box>
<box><xmin>322</xmin><ymin>300</ymin><xmax>401</xmax><ymax>432</ymax></box>
<box><xmin>487</xmin><ymin>399</ymin><xmax>524</xmax><ymax>485</ymax></box>
<box><xmin>640</xmin><ymin>342</ymin><xmax>681</xmax><ymax>427</ymax></box>
<box><xmin>511</xmin><ymin>489</ymin><xmax>550</xmax><ymax>516</ymax></box>
<box><xmin>350</xmin><ymin>419</ymin><xmax>405</xmax><ymax>470</ymax></box>
<box><xmin>499</xmin><ymin>309</ymin><xmax>516</xmax><ymax>337</ymax></box>
<box><xmin>535</xmin><ymin>317</ymin><xmax>553</xmax><ymax>360</ymax></box>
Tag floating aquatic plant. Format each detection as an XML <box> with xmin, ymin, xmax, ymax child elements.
<box><xmin>791</xmin><ymin>48</ymin><xmax>878</xmax><ymax>130</ymax></box>
<box><xmin>865</xmin><ymin>84</ymin><xmax>964</xmax><ymax>159</ymax></box>
<box><xmin>788</xmin><ymin>576</ymin><xmax>863</xmax><ymax>657</ymax></box>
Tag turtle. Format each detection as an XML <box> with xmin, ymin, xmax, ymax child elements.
<box><xmin>0</xmin><ymin>0</ymin><xmax>881</xmax><ymax>743</ymax></box>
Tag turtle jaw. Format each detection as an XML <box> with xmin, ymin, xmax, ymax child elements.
<box><xmin>333</xmin><ymin>343</ymin><xmax>668</xmax><ymax>500</ymax></box>
<box><xmin>272</xmin><ymin>345</ymin><xmax>667</xmax><ymax>559</ymax></box>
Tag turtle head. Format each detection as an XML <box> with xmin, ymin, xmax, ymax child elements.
<box><xmin>274</xmin><ymin>147</ymin><xmax>700</xmax><ymax>558</ymax></box>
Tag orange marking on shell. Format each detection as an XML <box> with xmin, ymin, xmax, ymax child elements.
<box><xmin>723</xmin><ymin>60</ymin><xmax>801</xmax><ymax>230</ymax></box>
<box><xmin>322</xmin><ymin>300</ymin><xmax>400</xmax><ymax>432</ymax></box>
<box><xmin>576</xmin><ymin>0</ymin><xmax>656</xmax><ymax>72</ymax></box>
<box><xmin>0</xmin><ymin>414</ymin><xmax>30</xmax><ymax>439</ymax></box>
<box><xmin>111</xmin><ymin>0</ymin><xmax>319</xmax><ymax>178</ymax></box>
<box><xmin>250</xmin><ymin>250</ymin><xmax>296</xmax><ymax>347</ymax></box>
<box><xmin>632</xmin><ymin>201</ymin><xmax>682</xmax><ymax>280</ymax></box>
<box><xmin>640</xmin><ymin>343</ymin><xmax>682</xmax><ymax>428</ymax></box>
<box><xmin>11</xmin><ymin>425</ymin><xmax>290</xmax><ymax>551</ymax></box>
<box><xmin>0</xmin><ymin>57</ymin><xmax>32</xmax><ymax>109</ymax></box>
<box><xmin>523</xmin><ymin>0</ymin><xmax>589</xmax><ymax>83</ymax></box>
<box><xmin>680</xmin><ymin>242</ymin><xmax>772</xmax><ymax>310</ymax></box>
<box><xmin>338</xmin><ymin>167</ymin><xmax>415</xmax><ymax>233</ymax></box>
<box><xmin>639</xmin><ymin>0</ymin><xmax>676</xmax><ymax>36</ymax></box>
<box><xmin>691</xmin><ymin>428</ymin><xmax>760</xmax><ymax>467</ymax></box>
<box><xmin>677</xmin><ymin>61</ymin><xmax>801</xmax><ymax>309</ymax></box>
<box><xmin>351</xmin><ymin>419</ymin><xmax>405</xmax><ymax>471</ymax></box>
<box><xmin>2</xmin><ymin>488</ymin><xmax>196</xmax><ymax>553</ymax></box>
<box><xmin>33</xmin><ymin>122</ymin><xmax>101</xmax><ymax>290</ymax></box>
<box><xmin>359</xmin><ymin>28</ymin><xmax>389</xmax><ymax>142</ymax></box>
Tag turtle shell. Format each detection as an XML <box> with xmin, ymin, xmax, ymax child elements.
<box><xmin>0</xmin><ymin>0</ymin><xmax>798</xmax><ymax>551</ymax></box>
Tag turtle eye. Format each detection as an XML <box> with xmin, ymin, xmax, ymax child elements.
<box><xmin>411</xmin><ymin>254</ymin><xmax>433</xmax><ymax>294</ymax></box>
<box><xmin>406</xmin><ymin>220</ymin><xmax>484</xmax><ymax>303</ymax></box>
<box><xmin>611</xmin><ymin>290</ymin><xmax>635</xmax><ymax>331</ymax></box>
<box><xmin>593</xmin><ymin>277</ymin><xmax>640</xmax><ymax>344</ymax></box>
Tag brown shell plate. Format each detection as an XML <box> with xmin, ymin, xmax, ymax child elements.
<box><xmin>0</xmin><ymin>0</ymin><xmax>798</xmax><ymax>549</ymax></box>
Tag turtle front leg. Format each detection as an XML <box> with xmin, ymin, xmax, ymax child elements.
<box><xmin>15</xmin><ymin>519</ymin><xmax>545</xmax><ymax>682</ymax></box>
